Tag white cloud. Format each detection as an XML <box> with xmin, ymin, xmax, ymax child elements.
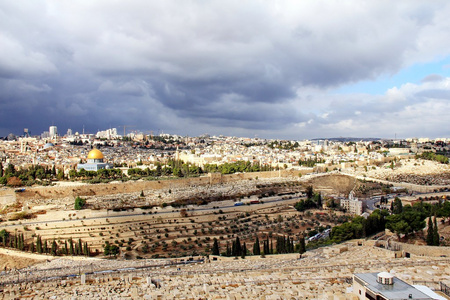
<box><xmin>0</xmin><ymin>34</ymin><xmax>57</xmax><ymax>78</ymax></box>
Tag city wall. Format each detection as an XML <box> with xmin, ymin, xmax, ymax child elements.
<box><xmin>17</xmin><ymin>169</ymin><xmax>312</xmax><ymax>201</ymax></box>
<box><xmin>314</xmin><ymin>157</ymin><xmax>397</xmax><ymax>172</ymax></box>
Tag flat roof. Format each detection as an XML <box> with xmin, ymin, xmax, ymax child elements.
<box><xmin>354</xmin><ymin>273</ymin><xmax>432</xmax><ymax>300</ymax></box>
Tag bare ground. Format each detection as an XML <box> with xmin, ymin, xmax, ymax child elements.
<box><xmin>0</xmin><ymin>252</ymin><xmax>41</xmax><ymax>270</ymax></box>
<box><xmin>307</xmin><ymin>174</ymin><xmax>357</xmax><ymax>196</ymax></box>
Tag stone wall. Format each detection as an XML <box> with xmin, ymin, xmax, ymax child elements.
<box><xmin>16</xmin><ymin>169</ymin><xmax>312</xmax><ymax>201</ymax></box>
<box><xmin>349</xmin><ymin>174</ymin><xmax>449</xmax><ymax>193</ymax></box>
<box><xmin>372</xmin><ymin>239</ymin><xmax>450</xmax><ymax>257</ymax></box>
<box><xmin>391</xmin><ymin>241</ymin><xmax>450</xmax><ymax>257</ymax></box>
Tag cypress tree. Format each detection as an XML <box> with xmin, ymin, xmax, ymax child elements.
<box><xmin>0</xmin><ymin>229</ymin><xmax>8</xmax><ymax>246</ymax></box>
<box><xmin>316</xmin><ymin>193</ymin><xmax>322</xmax><ymax>209</ymax></box>
<box><xmin>241</xmin><ymin>242</ymin><xmax>246</xmax><ymax>258</ymax></box>
<box><xmin>212</xmin><ymin>238</ymin><xmax>220</xmax><ymax>255</ymax></box>
<box><xmin>234</xmin><ymin>237</ymin><xmax>241</xmax><ymax>257</ymax></box>
<box><xmin>299</xmin><ymin>235</ymin><xmax>306</xmax><ymax>255</ymax></box>
<box><xmin>433</xmin><ymin>216</ymin><xmax>440</xmax><ymax>246</ymax></box>
<box><xmin>38</xmin><ymin>236</ymin><xmax>42</xmax><ymax>253</ymax></box>
<box><xmin>392</xmin><ymin>198</ymin><xmax>403</xmax><ymax>214</ymax></box>
<box><xmin>64</xmin><ymin>240</ymin><xmax>68</xmax><ymax>255</ymax></box>
<box><xmin>51</xmin><ymin>240</ymin><xmax>57</xmax><ymax>256</ymax></box>
<box><xmin>19</xmin><ymin>233</ymin><xmax>24</xmax><ymax>251</ymax></box>
<box><xmin>36</xmin><ymin>236</ymin><xmax>42</xmax><ymax>253</ymax></box>
<box><xmin>253</xmin><ymin>236</ymin><xmax>260</xmax><ymax>255</ymax></box>
<box><xmin>69</xmin><ymin>238</ymin><xmax>74</xmax><ymax>255</ymax></box>
<box><xmin>83</xmin><ymin>242</ymin><xmax>89</xmax><ymax>256</ymax></box>
<box><xmin>265</xmin><ymin>236</ymin><xmax>270</xmax><ymax>254</ymax></box>
<box><xmin>426</xmin><ymin>217</ymin><xmax>434</xmax><ymax>246</ymax></box>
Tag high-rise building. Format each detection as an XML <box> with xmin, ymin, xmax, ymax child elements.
<box><xmin>49</xmin><ymin>126</ymin><xmax>57</xmax><ymax>138</ymax></box>
<box><xmin>67</xmin><ymin>128</ymin><xmax>73</xmax><ymax>136</ymax></box>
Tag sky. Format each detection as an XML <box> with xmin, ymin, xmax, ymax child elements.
<box><xmin>1</xmin><ymin>1</ymin><xmax>450</xmax><ymax>140</ymax></box>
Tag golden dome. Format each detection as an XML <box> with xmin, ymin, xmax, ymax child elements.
<box><xmin>87</xmin><ymin>148</ymin><xmax>104</xmax><ymax>160</ymax></box>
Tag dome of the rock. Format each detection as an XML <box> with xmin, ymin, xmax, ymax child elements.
<box><xmin>87</xmin><ymin>148</ymin><xmax>104</xmax><ymax>160</ymax></box>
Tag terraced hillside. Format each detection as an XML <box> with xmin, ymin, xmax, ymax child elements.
<box><xmin>2</xmin><ymin>193</ymin><xmax>345</xmax><ymax>259</ymax></box>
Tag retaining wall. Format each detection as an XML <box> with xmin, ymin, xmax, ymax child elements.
<box><xmin>16</xmin><ymin>169</ymin><xmax>313</xmax><ymax>201</ymax></box>
<box><xmin>372</xmin><ymin>240</ymin><xmax>450</xmax><ymax>257</ymax></box>
<box><xmin>392</xmin><ymin>241</ymin><xmax>450</xmax><ymax>257</ymax></box>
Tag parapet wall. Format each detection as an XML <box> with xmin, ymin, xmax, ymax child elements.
<box><xmin>372</xmin><ymin>239</ymin><xmax>450</xmax><ymax>257</ymax></box>
<box><xmin>392</xmin><ymin>241</ymin><xmax>450</xmax><ymax>257</ymax></box>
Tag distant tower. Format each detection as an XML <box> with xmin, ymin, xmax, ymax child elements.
<box><xmin>67</xmin><ymin>128</ymin><xmax>73</xmax><ymax>136</ymax></box>
<box><xmin>49</xmin><ymin>126</ymin><xmax>58</xmax><ymax>138</ymax></box>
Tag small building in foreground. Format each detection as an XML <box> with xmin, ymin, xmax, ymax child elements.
<box><xmin>353</xmin><ymin>272</ymin><xmax>433</xmax><ymax>300</ymax></box>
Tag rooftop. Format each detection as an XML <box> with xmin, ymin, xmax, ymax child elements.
<box><xmin>354</xmin><ymin>272</ymin><xmax>433</xmax><ymax>300</ymax></box>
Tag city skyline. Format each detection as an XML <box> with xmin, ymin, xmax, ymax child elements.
<box><xmin>7</xmin><ymin>124</ymin><xmax>450</xmax><ymax>142</ymax></box>
<box><xmin>1</xmin><ymin>1</ymin><xmax>450</xmax><ymax>139</ymax></box>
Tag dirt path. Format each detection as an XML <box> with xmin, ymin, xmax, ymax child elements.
<box><xmin>0</xmin><ymin>248</ymin><xmax>45</xmax><ymax>270</ymax></box>
<box><xmin>0</xmin><ymin>248</ymin><xmax>102</xmax><ymax>271</ymax></box>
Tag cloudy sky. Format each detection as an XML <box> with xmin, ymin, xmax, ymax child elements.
<box><xmin>1</xmin><ymin>1</ymin><xmax>450</xmax><ymax>140</ymax></box>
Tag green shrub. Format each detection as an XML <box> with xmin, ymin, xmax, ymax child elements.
<box><xmin>74</xmin><ymin>196</ymin><xmax>86</xmax><ymax>210</ymax></box>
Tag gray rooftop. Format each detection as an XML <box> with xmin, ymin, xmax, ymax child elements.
<box><xmin>354</xmin><ymin>273</ymin><xmax>433</xmax><ymax>300</ymax></box>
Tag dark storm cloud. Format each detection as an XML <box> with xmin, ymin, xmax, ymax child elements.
<box><xmin>1</xmin><ymin>1</ymin><xmax>450</xmax><ymax>138</ymax></box>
